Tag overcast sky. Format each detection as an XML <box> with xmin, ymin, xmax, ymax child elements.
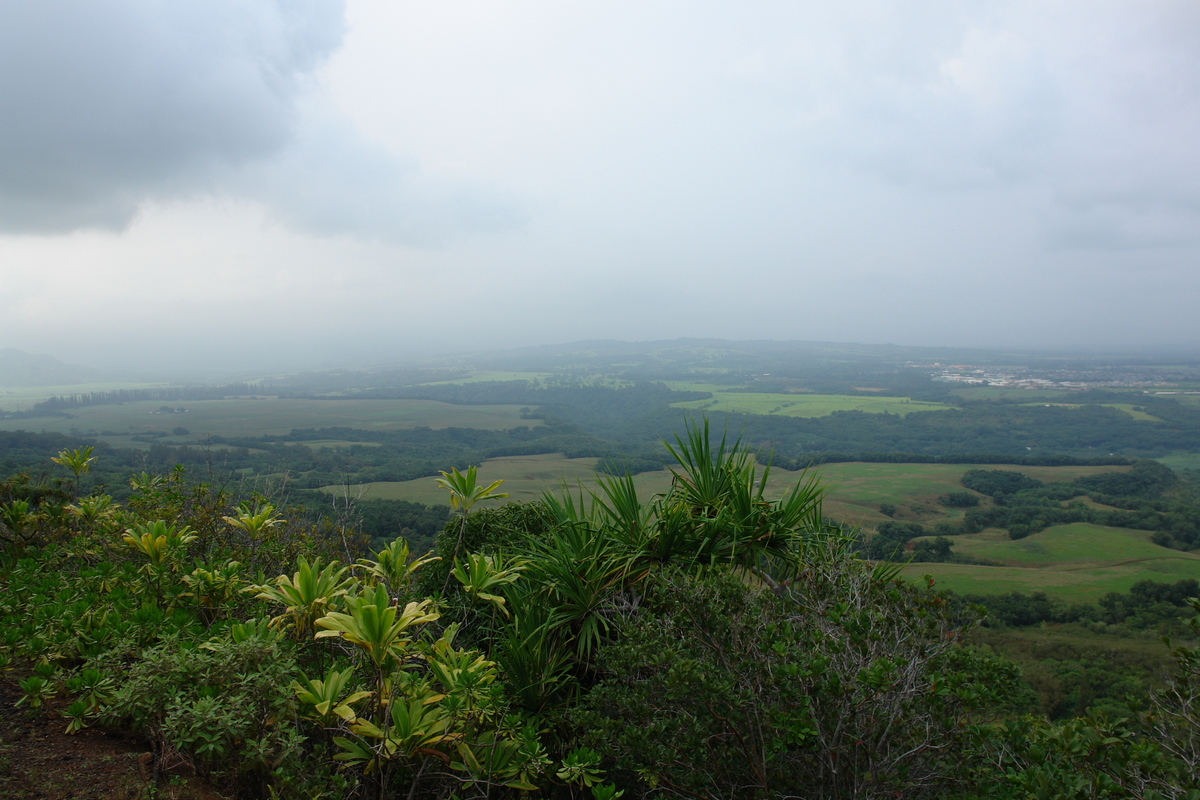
<box><xmin>1</xmin><ymin>0</ymin><xmax>1198</xmax><ymax>374</ymax></box>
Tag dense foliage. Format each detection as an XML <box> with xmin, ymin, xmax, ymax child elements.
<box><xmin>3</xmin><ymin>426</ymin><xmax>1200</xmax><ymax>798</ymax></box>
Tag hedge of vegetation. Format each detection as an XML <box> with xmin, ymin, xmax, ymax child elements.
<box><xmin>2</xmin><ymin>424</ymin><xmax>1200</xmax><ymax>798</ymax></box>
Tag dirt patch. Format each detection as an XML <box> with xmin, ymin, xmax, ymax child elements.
<box><xmin>0</xmin><ymin>674</ymin><xmax>225</xmax><ymax>800</ymax></box>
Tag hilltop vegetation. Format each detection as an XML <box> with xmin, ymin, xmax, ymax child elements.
<box><xmin>5</xmin><ymin>339</ymin><xmax>1200</xmax><ymax>796</ymax></box>
<box><xmin>3</xmin><ymin>429</ymin><xmax>1200</xmax><ymax>799</ymax></box>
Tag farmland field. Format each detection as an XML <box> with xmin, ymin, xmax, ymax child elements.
<box><xmin>322</xmin><ymin>453</ymin><xmax>610</xmax><ymax>505</ymax></box>
<box><xmin>1157</xmin><ymin>451</ymin><xmax>1200</xmax><ymax>471</ymax></box>
<box><xmin>665</xmin><ymin>382</ymin><xmax>952</xmax><ymax>417</ymax></box>
<box><xmin>0</xmin><ymin>397</ymin><xmax>540</xmax><ymax>438</ymax></box>
<box><xmin>902</xmin><ymin>523</ymin><xmax>1200</xmax><ymax>601</ymax></box>
<box><xmin>324</xmin><ymin>456</ymin><xmax>1174</xmax><ymax>601</ymax></box>
<box><xmin>949</xmin><ymin>386</ymin><xmax>1072</xmax><ymax>400</ymax></box>
<box><xmin>418</xmin><ymin>370</ymin><xmax>559</xmax><ymax>385</ymax></box>
<box><xmin>321</xmin><ymin>456</ymin><xmax>1129</xmax><ymax>528</ymax></box>
<box><xmin>0</xmin><ymin>382</ymin><xmax>173</xmax><ymax>411</ymax></box>
<box><xmin>792</xmin><ymin>461</ymin><xmax>1130</xmax><ymax>526</ymax></box>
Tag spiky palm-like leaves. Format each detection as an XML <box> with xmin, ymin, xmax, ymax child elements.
<box><xmin>452</xmin><ymin>552</ymin><xmax>528</xmax><ymax>620</ymax></box>
<box><xmin>504</xmin><ymin>418</ymin><xmax>832</xmax><ymax>681</ymax></box>
<box><xmin>52</xmin><ymin>446</ymin><xmax>96</xmax><ymax>492</ymax></box>
<box><xmin>436</xmin><ymin>465</ymin><xmax>509</xmax><ymax>591</ymax></box>
<box><xmin>660</xmin><ymin>418</ymin><xmax>830</xmax><ymax>578</ymax></box>
<box><xmin>315</xmin><ymin>584</ymin><xmax>439</xmax><ymax>675</ymax></box>
<box><xmin>253</xmin><ymin>557</ymin><xmax>352</xmax><ymax>641</ymax></box>
<box><xmin>357</xmin><ymin>537</ymin><xmax>439</xmax><ymax>598</ymax></box>
<box><xmin>521</xmin><ymin>522</ymin><xmax>643</xmax><ymax>661</ymax></box>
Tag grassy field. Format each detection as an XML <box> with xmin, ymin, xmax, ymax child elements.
<box><xmin>316</xmin><ymin>453</ymin><xmax>1181</xmax><ymax>601</ymax></box>
<box><xmin>902</xmin><ymin>523</ymin><xmax>1200</xmax><ymax>601</ymax></box>
<box><xmin>1158</xmin><ymin>452</ymin><xmax>1200</xmax><ymax>471</ymax></box>
<box><xmin>323</xmin><ymin>453</ymin><xmax>611</xmax><ymax>505</ymax></box>
<box><xmin>0</xmin><ymin>382</ymin><xmax>173</xmax><ymax>412</ymax></box>
<box><xmin>949</xmin><ymin>387</ymin><xmax>1072</xmax><ymax>401</ymax></box>
<box><xmin>665</xmin><ymin>382</ymin><xmax>952</xmax><ymax>417</ymax></box>
<box><xmin>0</xmin><ymin>397</ymin><xmax>540</xmax><ymax>439</ymax></box>
<box><xmin>418</xmin><ymin>370</ymin><xmax>558</xmax><ymax>385</ymax></box>
<box><xmin>801</xmin><ymin>461</ymin><xmax>1129</xmax><ymax>527</ymax></box>
<box><xmin>321</xmin><ymin>455</ymin><xmax>1129</xmax><ymax>528</ymax></box>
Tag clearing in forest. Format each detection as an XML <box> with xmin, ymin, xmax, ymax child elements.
<box><xmin>902</xmin><ymin>523</ymin><xmax>1200</xmax><ymax>601</ymax></box>
<box><xmin>0</xmin><ymin>397</ymin><xmax>539</xmax><ymax>440</ymax></box>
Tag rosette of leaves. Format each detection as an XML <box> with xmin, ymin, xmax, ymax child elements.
<box><xmin>356</xmin><ymin>537</ymin><xmax>440</xmax><ymax>599</ymax></box>
<box><xmin>252</xmin><ymin>557</ymin><xmax>351</xmax><ymax>641</ymax></box>
<box><xmin>180</xmin><ymin>560</ymin><xmax>244</xmax><ymax>625</ymax></box>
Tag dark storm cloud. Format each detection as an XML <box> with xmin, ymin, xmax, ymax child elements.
<box><xmin>0</xmin><ymin>0</ymin><xmax>344</xmax><ymax>232</ymax></box>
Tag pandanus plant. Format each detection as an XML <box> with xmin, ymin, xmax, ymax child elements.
<box><xmin>508</xmin><ymin>418</ymin><xmax>832</xmax><ymax>684</ymax></box>
<box><xmin>660</xmin><ymin>418</ymin><xmax>829</xmax><ymax>578</ymax></box>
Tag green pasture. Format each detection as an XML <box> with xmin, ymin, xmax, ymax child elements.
<box><xmin>936</xmin><ymin>523</ymin><xmax>1182</xmax><ymax>567</ymax></box>
<box><xmin>418</xmin><ymin>370</ymin><xmax>557</xmax><ymax>385</ymax></box>
<box><xmin>665</xmin><ymin>383</ymin><xmax>952</xmax><ymax>418</ymax></box>
<box><xmin>0</xmin><ymin>382</ymin><xmax>172</xmax><ymax>412</ymax></box>
<box><xmin>1106</xmin><ymin>403</ymin><xmax>1162</xmax><ymax>421</ymax></box>
<box><xmin>902</xmin><ymin>523</ymin><xmax>1200</xmax><ymax>601</ymax></box>
<box><xmin>322</xmin><ymin>453</ymin><xmax>610</xmax><ymax>505</ymax></box>
<box><xmin>0</xmin><ymin>397</ymin><xmax>540</xmax><ymax>439</ymax></box>
<box><xmin>949</xmin><ymin>387</ymin><xmax>1071</xmax><ymax>401</ymax></box>
<box><xmin>803</xmin><ymin>462</ymin><xmax>1128</xmax><ymax>527</ymax></box>
<box><xmin>321</xmin><ymin>456</ymin><xmax>1129</xmax><ymax>532</ymax></box>
<box><xmin>1158</xmin><ymin>452</ymin><xmax>1200</xmax><ymax>471</ymax></box>
<box><xmin>300</xmin><ymin>439</ymin><xmax>383</xmax><ymax>449</ymax></box>
<box><xmin>317</xmin><ymin>454</ymin><xmax>1172</xmax><ymax>602</ymax></box>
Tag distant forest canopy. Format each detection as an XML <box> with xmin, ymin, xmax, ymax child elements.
<box><xmin>10</xmin><ymin>379</ymin><xmax>1200</xmax><ymax>459</ymax></box>
<box><xmin>4</xmin><ymin>338</ymin><xmax>1200</xmax><ymax>519</ymax></box>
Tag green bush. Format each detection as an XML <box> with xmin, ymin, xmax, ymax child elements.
<box><xmin>940</xmin><ymin>491</ymin><xmax>981</xmax><ymax>507</ymax></box>
<box><xmin>106</xmin><ymin>635</ymin><xmax>301</xmax><ymax>791</ymax></box>
<box><xmin>569</xmin><ymin>544</ymin><xmax>1021</xmax><ymax>799</ymax></box>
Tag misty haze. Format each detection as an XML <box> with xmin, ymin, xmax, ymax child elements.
<box><xmin>3</xmin><ymin>3</ymin><xmax>1200</xmax><ymax>799</ymax></box>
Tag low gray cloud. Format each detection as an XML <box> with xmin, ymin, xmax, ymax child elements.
<box><xmin>1</xmin><ymin>0</ymin><xmax>1198</xmax><ymax>368</ymax></box>
<box><xmin>0</xmin><ymin>0</ymin><xmax>523</xmax><ymax>242</ymax></box>
<box><xmin>237</xmin><ymin>114</ymin><xmax>528</xmax><ymax>245</ymax></box>
<box><xmin>0</xmin><ymin>0</ymin><xmax>346</xmax><ymax>233</ymax></box>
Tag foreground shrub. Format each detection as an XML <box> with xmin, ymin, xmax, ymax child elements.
<box><xmin>569</xmin><ymin>539</ymin><xmax>1031</xmax><ymax>799</ymax></box>
<box><xmin>106</xmin><ymin>634</ymin><xmax>302</xmax><ymax>793</ymax></box>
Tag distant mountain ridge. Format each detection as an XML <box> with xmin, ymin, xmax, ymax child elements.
<box><xmin>0</xmin><ymin>348</ymin><xmax>102</xmax><ymax>386</ymax></box>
